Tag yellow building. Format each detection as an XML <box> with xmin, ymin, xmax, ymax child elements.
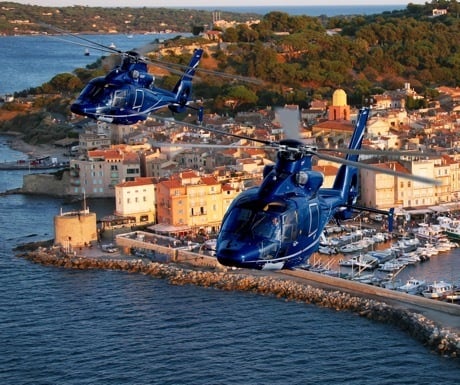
<box><xmin>54</xmin><ymin>208</ymin><xmax>97</xmax><ymax>250</ymax></box>
<box><xmin>155</xmin><ymin>170</ymin><xmax>239</xmax><ymax>235</ymax></box>
<box><xmin>359</xmin><ymin>157</ymin><xmax>458</xmax><ymax>210</ymax></box>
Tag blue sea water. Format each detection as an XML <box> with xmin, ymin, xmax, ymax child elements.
<box><xmin>0</xmin><ymin>26</ymin><xmax>459</xmax><ymax>383</ymax></box>
<box><xmin>0</xmin><ymin>33</ymin><xmax>184</xmax><ymax>95</ymax></box>
<box><xmin>193</xmin><ymin>5</ymin><xmax>407</xmax><ymax>17</ymax></box>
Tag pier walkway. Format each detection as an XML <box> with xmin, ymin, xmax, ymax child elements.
<box><xmin>279</xmin><ymin>268</ymin><xmax>460</xmax><ymax>333</ymax></box>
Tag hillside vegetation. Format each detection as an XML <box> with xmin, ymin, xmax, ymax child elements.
<box><xmin>0</xmin><ymin>1</ymin><xmax>459</xmax><ymax>142</ymax></box>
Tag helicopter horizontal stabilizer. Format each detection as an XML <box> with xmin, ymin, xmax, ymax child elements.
<box><xmin>347</xmin><ymin>205</ymin><xmax>395</xmax><ymax>232</ymax></box>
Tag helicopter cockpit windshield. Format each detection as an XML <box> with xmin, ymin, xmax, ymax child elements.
<box><xmin>251</xmin><ymin>213</ymin><xmax>282</xmax><ymax>241</ymax></box>
<box><xmin>220</xmin><ymin>202</ymin><xmax>297</xmax><ymax>243</ymax></box>
<box><xmin>76</xmin><ymin>79</ymin><xmax>113</xmax><ymax>106</ymax></box>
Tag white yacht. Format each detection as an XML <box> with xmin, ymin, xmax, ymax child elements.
<box><xmin>397</xmin><ymin>278</ymin><xmax>426</xmax><ymax>295</ymax></box>
<box><xmin>421</xmin><ymin>281</ymin><xmax>453</xmax><ymax>299</ymax></box>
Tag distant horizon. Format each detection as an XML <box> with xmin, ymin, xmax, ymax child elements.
<box><xmin>8</xmin><ymin>1</ymin><xmax>428</xmax><ymax>8</ymax></box>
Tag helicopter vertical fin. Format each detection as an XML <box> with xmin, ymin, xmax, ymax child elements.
<box><xmin>172</xmin><ymin>48</ymin><xmax>204</xmax><ymax>103</ymax></box>
<box><xmin>331</xmin><ymin>107</ymin><xmax>370</xmax><ymax>214</ymax></box>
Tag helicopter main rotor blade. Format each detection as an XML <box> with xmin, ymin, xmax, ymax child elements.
<box><xmin>39</xmin><ymin>22</ymin><xmax>123</xmax><ymax>55</ymax></box>
<box><xmin>146</xmin><ymin>60</ymin><xmax>196</xmax><ymax>77</ymax></box>
<box><xmin>149</xmin><ymin>142</ymin><xmax>267</xmax><ymax>149</ymax></box>
<box><xmin>46</xmin><ymin>34</ymin><xmax>116</xmax><ymax>55</ymax></box>
<box><xmin>150</xmin><ymin>114</ymin><xmax>276</xmax><ymax>147</ymax></box>
<box><xmin>146</xmin><ymin>57</ymin><xmax>262</xmax><ymax>85</ymax></box>
<box><xmin>316</xmin><ymin>151</ymin><xmax>440</xmax><ymax>185</ymax></box>
<box><xmin>40</xmin><ymin>22</ymin><xmax>260</xmax><ymax>85</ymax></box>
<box><xmin>318</xmin><ymin>147</ymin><xmax>439</xmax><ymax>158</ymax></box>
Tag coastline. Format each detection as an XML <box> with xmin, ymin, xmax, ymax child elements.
<box><xmin>5</xmin><ymin>134</ymin><xmax>63</xmax><ymax>160</ymax></box>
<box><xmin>15</xmin><ymin>243</ymin><xmax>460</xmax><ymax>359</ymax></box>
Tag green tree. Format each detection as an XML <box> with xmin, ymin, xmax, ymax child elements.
<box><xmin>222</xmin><ymin>27</ymin><xmax>238</xmax><ymax>42</ymax></box>
<box><xmin>48</xmin><ymin>73</ymin><xmax>83</xmax><ymax>94</ymax></box>
<box><xmin>226</xmin><ymin>85</ymin><xmax>258</xmax><ymax>110</ymax></box>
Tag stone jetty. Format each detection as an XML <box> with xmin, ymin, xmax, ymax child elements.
<box><xmin>16</xmin><ymin>247</ymin><xmax>460</xmax><ymax>358</ymax></box>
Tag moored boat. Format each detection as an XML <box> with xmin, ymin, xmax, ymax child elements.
<box><xmin>378</xmin><ymin>260</ymin><xmax>406</xmax><ymax>272</ymax></box>
<box><xmin>421</xmin><ymin>281</ymin><xmax>453</xmax><ymax>299</ymax></box>
<box><xmin>339</xmin><ymin>254</ymin><xmax>379</xmax><ymax>270</ymax></box>
<box><xmin>444</xmin><ymin>288</ymin><xmax>460</xmax><ymax>302</ymax></box>
<box><xmin>397</xmin><ymin>278</ymin><xmax>427</xmax><ymax>295</ymax></box>
<box><xmin>437</xmin><ymin>216</ymin><xmax>460</xmax><ymax>242</ymax></box>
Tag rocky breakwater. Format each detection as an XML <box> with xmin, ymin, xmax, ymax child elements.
<box><xmin>17</xmin><ymin>248</ymin><xmax>460</xmax><ymax>358</ymax></box>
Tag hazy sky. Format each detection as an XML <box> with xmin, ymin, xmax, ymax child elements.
<box><xmin>9</xmin><ymin>1</ymin><xmax>427</xmax><ymax>8</ymax></box>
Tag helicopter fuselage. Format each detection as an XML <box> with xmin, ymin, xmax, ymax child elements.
<box><xmin>70</xmin><ymin>49</ymin><xmax>202</xmax><ymax>125</ymax></box>
<box><xmin>215</xmin><ymin>108</ymin><xmax>370</xmax><ymax>270</ymax></box>
<box><xmin>216</xmin><ymin>140</ymin><xmax>330</xmax><ymax>270</ymax></box>
<box><xmin>70</xmin><ymin>78</ymin><xmax>186</xmax><ymax>125</ymax></box>
<box><xmin>216</xmin><ymin>189</ymin><xmax>326</xmax><ymax>270</ymax></box>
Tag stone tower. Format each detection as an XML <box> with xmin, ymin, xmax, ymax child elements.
<box><xmin>328</xmin><ymin>89</ymin><xmax>350</xmax><ymax>121</ymax></box>
<box><xmin>54</xmin><ymin>208</ymin><xmax>97</xmax><ymax>250</ymax></box>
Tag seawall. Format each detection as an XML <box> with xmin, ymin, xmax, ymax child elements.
<box><xmin>15</xmin><ymin>246</ymin><xmax>460</xmax><ymax>359</ymax></box>
<box><xmin>21</xmin><ymin>171</ymin><xmax>70</xmax><ymax>196</ymax></box>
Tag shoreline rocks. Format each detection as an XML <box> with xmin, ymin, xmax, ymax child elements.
<box><xmin>16</xmin><ymin>248</ymin><xmax>460</xmax><ymax>359</ymax></box>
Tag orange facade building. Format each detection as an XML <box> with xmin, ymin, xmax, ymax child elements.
<box><xmin>156</xmin><ymin>171</ymin><xmax>239</xmax><ymax>234</ymax></box>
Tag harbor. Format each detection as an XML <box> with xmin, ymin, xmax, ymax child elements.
<box><xmin>304</xmin><ymin>218</ymin><xmax>460</xmax><ymax>300</ymax></box>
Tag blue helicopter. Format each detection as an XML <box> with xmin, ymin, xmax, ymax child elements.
<box><xmin>211</xmin><ymin>107</ymin><xmax>437</xmax><ymax>270</ymax></box>
<box><xmin>70</xmin><ymin>48</ymin><xmax>204</xmax><ymax>125</ymax></box>
<box><xmin>40</xmin><ymin>23</ymin><xmax>207</xmax><ymax>125</ymax></box>
<box><xmin>151</xmin><ymin>108</ymin><xmax>437</xmax><ymax>271</ymax></box>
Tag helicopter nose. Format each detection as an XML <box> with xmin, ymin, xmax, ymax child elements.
<box><xmin>70</xmin><ymin>102</ymin><xmax>86</xmax><ymax>115</ymax></box>
<box><xmin>216</xmin><ymin>249</ymin><xmax>239</xmax><ymax>267</ymax></box>
<box><xmin>216</xmin><ymin>246</ymin><xmax>250</xmax><ymax>267</ymax></box>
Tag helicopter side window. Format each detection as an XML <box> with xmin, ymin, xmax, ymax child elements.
<box><xmin>112</xmin><ymin>90</ymin><xmax>128</xmax><ymax>108</ymax></box>
<box><xmin>134</xmin><ymin>90</ymin><xmax>144</xmax><ymax>110</ymax></box>
<box><xmin>282</xmin><ymin>211</ymin><xmax>298</xmax><ymax>242</ymax></box>
<box><xmin>251</xmin><ymin>213</ymin><xmax>282</xmax><ymax>241</ymax></box>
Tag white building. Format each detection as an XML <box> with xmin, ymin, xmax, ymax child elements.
<box><xmin>115</xmin><ymin>177</ymin><xmax>157</xmax><ymax>224</ymax></box>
